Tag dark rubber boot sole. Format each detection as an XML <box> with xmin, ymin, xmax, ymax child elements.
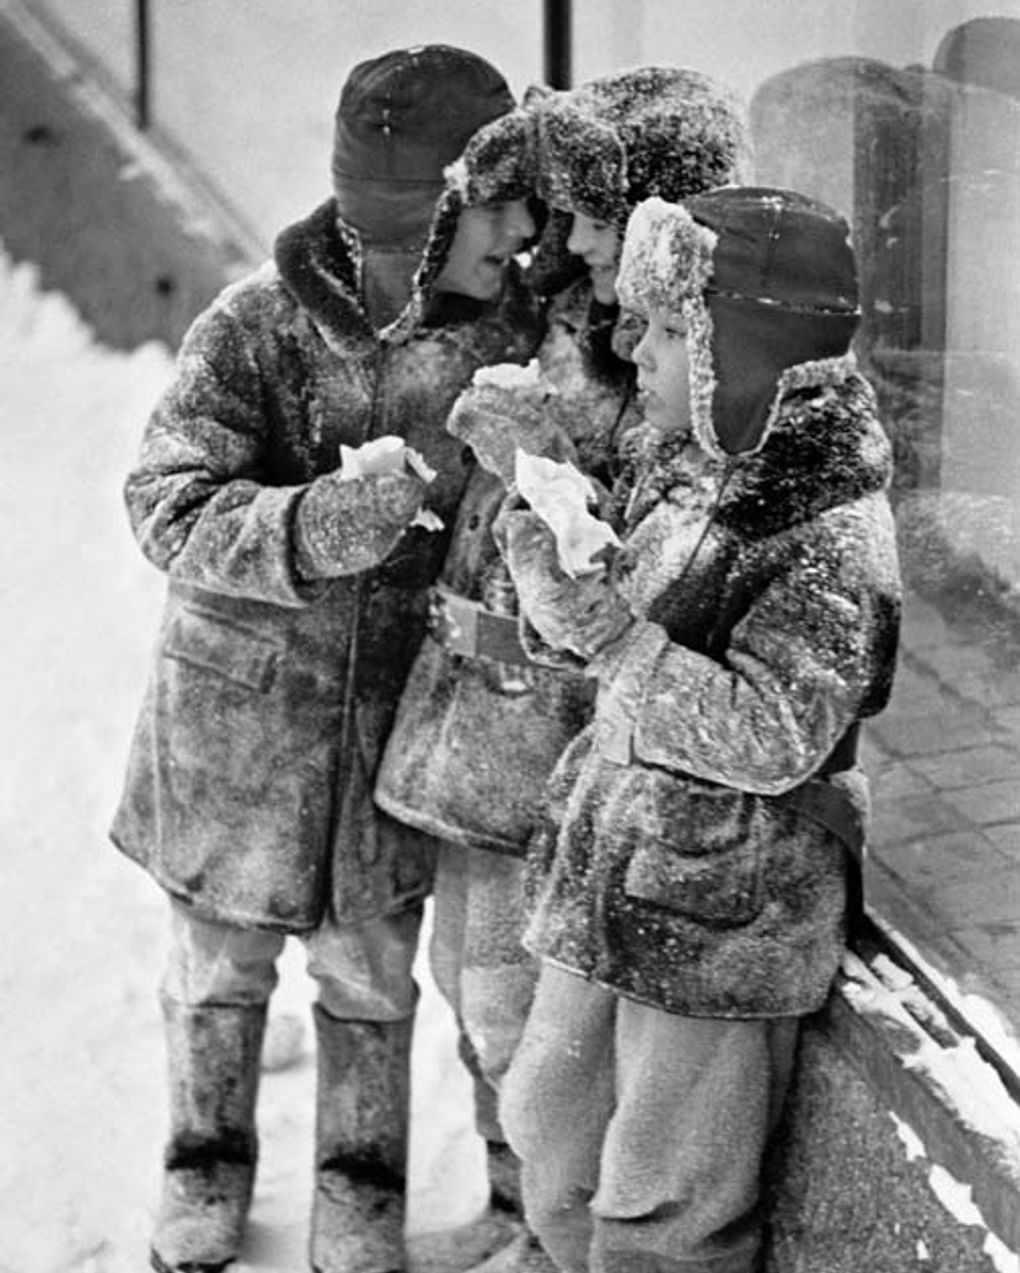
<box><xmin>150</xmin><ymin>1247</ymin><xmax>232</xmax><ymax>1273</ymax></box>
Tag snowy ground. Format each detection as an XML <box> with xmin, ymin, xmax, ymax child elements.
<box><xmin>0</xmin><ymin>250</ymin><xmax>485</xmax><ymax>1273</ymax></box>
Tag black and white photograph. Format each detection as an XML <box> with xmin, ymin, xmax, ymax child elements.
<box><xmin>2</xmin><ymin>3</ymin><xmax>1020</xmax><ymax>1271</ymax></box>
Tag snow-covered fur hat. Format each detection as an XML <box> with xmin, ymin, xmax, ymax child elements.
<box><xmin>386</xmin><ymin>104</ymin><xmax>538</xmax><ymax>335</ymax></box>
<box><xmin>530</xmin><ymin>67</ymin><xmax>751</xmax><ymax>295</ymax></box>
<box><xmin>618</xmin><ymin>188</ymin><xmax>861</xmax><ymax>458</ymax></box>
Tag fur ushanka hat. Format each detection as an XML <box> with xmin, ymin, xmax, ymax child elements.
<box><xmin>617</xmin><ymin>188</ymin><xmax>861</xmax><ymax>459</ymax></box>
<box><xmin>529</xmin><ymin>67</ymin><xmax>751</xmax><ymax>295</ymax></box>
<box><xmin>332</xmin><ymin>45</ymin><xmax>515</xmax><ymax>246</ymax></box>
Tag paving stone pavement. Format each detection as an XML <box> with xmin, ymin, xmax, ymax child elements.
<box><xmin>864</xmin><ymin>586</ymin><xmax>1020</xmax><ymax>1051</ymax></box>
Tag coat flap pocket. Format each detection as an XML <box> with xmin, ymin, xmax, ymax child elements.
<box><xmin>623</xmin><ymin>835</ymin><xmax>762</xmax><ymax>927</ymax></box>
<box><xmin>163</xmin><ymin>607</ymin><xmax>282</xmax><ymax>693</ymax></box>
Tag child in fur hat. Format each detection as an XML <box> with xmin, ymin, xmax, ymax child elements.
<box><xmin>495</xmin><ymin>188</ymin><xmax>901</xmax><ymax>1273</ymax></box>
<box><xmin>110</xmin><ymin>44</ymin><xmax>541</xmax><ymax>1273</ymax></box>
<box><xmin>373</xmin><ymin>68</ymin><xmax>749</xmax><ymax>1270</ymax></box>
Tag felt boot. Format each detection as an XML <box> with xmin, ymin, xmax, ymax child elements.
<box><xmin>309</xmin><ymin>1005</ymin><xmax>414</xmax><ymax>1273</ymax></box>
<box><xmin>149</xmin><ymin>997</ymin><xmax>267</xmax><ymax>1273</ymax></box>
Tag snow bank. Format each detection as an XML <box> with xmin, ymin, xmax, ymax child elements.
<box><xmin>0</xmin><ymin>250</ymin><xmax>482</xmax><ymax>1272</ymax></box>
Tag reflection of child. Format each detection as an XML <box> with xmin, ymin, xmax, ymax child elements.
<box><xmin>496</xmin><ymin>188</ymin><xmax>902</xmax><ymax>1273</ymax></box>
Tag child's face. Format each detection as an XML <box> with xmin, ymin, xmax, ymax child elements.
<box><xmin>632</xmin><ymin>308</ymin><xmax>692</xmax><ymax>435</ymax></box>
<box><xmin>566</xmin><ymin>212</ymin><xmax>621</xmax><ymax>304</ymax></box>
<box><xmin>435</xmin><ymin>200</ymin><xmax>536</xmax><ymax>301</ymax></box>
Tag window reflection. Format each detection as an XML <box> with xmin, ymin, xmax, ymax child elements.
<box><xmin>752</xmin><ymin>19</ymin><xmax>1020</xmax><ymax>1037</ymax></box>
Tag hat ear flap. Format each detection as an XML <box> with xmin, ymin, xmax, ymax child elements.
<box><xmin>388</xmin><ymin>185</ymin><xmax>462</xmax><ymax>336</ymax></box>
<box><xmin>537</xmin><ymin>100</ymin><xmax>627</xmax><ymax>221</ymax></box>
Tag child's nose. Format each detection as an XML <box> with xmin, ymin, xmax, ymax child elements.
<box><xmin>505</xmin><ymin>200</ymin><xmax>535</xmax><ymax>244</ymax></box>
<box><xmin>566</xmin><ymin>219</ymin><xmax>591</xmax><ymax>257</ymax></box>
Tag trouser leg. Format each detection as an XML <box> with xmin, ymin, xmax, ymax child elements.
<box><xmin>501</xmin><ymin>963</ymin><xmax>799</xmax><ymax>1273</ymax></box>
<box><xmin>410</xmin><ymin>844</ymin><xmax>547</xmax><ymax>1271</ymax></box>
<box><xmin>151</xmin><ymin>902</ymin><xmax>282</xmax><ymax>1272</ymax></box>
<box><xmin>500</xmin><ymin>965</ymin><xmax>617</xmax><ymax>1273</ymax></box>
<box><xmin>433</xmin><ymin>845</ymin><xmax>540</xmax><ymax>1213</ymax></box>
<box><xmin>591</xmin><ymin>1003</ymin><xmax>798</xmax><ymax>1273</ymax></box>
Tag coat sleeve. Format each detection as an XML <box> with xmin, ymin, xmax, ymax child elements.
<box><xmin>594</xmin><ymin>498</ymin><xmax>899</xmax><ymax>794</ymax></box>
<box><xmin>123</xmin><ymin>295</ymin><xmax>321</xmax><ymax>607</ymax></box>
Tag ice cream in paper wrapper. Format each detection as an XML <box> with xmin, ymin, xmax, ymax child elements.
<box><xmin>447</xmin><ymin>359</ymin><xmax>571</xmax><ymax>485</ymax></box>
<box><xmin>338</xmin><ymin>435</ymin><xmax>443</xmax><ymax>530</ymax></box>
<box><xmin>513</xmin><ymin>447</ymin><xmax>620</xmax><ymax>577</ymax></box>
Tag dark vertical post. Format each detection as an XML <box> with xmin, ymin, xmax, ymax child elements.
<box><xmin>135</xmin><ymin>0</ymin><xmax>150</xmax><ymax>129</ymax></box>
<box><xmin>543</xmin><ymin>0</ymin><xmax>572</xmax><ymax>88</ymax></box>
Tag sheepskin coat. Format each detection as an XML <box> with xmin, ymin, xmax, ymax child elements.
<box><xmin>374</xmin><ymin>67</ymin><xmax>750</xmax><ymax>857</ymax></box>
<box><xmin>110</xmin><ymin>194</ymin><xmax>540</xmax><ymax>933</ymax></box>
<box><xmin>374</xmin><ymin>278</ymin><xmax>640</xmax><ymax>853</ymax></box>
<box><xmin>521</xmin><ymin>370</ymin><xmax>901</xmax><ymax>1018</ymax></box>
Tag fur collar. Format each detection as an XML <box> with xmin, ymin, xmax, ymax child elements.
<box><xmin>718</xmin><ymin>373</ymin><xmax>893</xmax><ymax>537</ymax></box>
<box><xmin>274</xmin><ymin>200</ymin><xmax>373</xmax><ymax>348</ymax></box>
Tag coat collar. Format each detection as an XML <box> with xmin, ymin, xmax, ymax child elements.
<box><xmin>616</xmin><ymin>372</ymin><xmax>892</xmax><ymax>540</ymax></box>
<box><xmin>718</xmin><ymin>373</ymin><xmax>894</xmax><ymax>536</ymax></box>
<box><xmin>274</xmin><ymin>200</ymin><xmax>373</xmax><ymax>347</ymax></box>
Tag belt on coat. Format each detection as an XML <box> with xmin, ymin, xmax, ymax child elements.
<box><xmin>787</xmin><ymin>722</ymin><xmax>863</xmax><ymax>861</ymax></box>
<box><xmin>786</xmin><ymin>721</ymin><xmax>866</xmax><ymax>931</ymax></box>
<box><xmin>427</xmin><ymin>584</ymin><xmax>532</xmax><ymax>667</ymax></box>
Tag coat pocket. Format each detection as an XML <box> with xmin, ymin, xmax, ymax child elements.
<box><xmin>622</xmin><ymin>829</ymin><xmax>762</xmax><ymax>927</ymax></box>
<box><xmin>163</xmin><ymin>605</ymin><xmax>282</xmax><ymax>693</ymax></box>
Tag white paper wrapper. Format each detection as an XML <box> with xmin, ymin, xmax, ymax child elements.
<box><xmin>338</xmin><ymin>435</ymin><xmax>441</xmax><ymax>530</ymax></box>
<box><xmin>471</xmin><ymin>357</ymin><xmax>545</xmax><ymax>391</ymax></box>
<box><xmin>514</xmin><ymin>448</ymin><xmax>620</xmax><ymax>578</ymax></box>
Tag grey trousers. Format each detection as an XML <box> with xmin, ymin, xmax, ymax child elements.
<box><xmin>163</xmin><ymin>897</ymin><xmax>422</xmax><ymax>1022</ymax></box>
<box><xmin>429</xmin><ymin>842</ymin><xmax>539</xmax><ymax>1140</ymax></box>
<box><xmin>500</xmin><ymin>963</ymin><xmax>799</xmax><ymax>1273</ymax></box>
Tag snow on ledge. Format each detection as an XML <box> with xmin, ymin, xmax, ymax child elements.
<box><xmin>891</xmin><ymin>1115</ymin><xmax>1020</xmax><ymax>1273</ymax></box>
<box><xmin>842</xmin><ymin>947</ymin><xmax>1020</xmax><ymax>1266</ymax></box>
<box><xmin>869</xmin><ymin>909</ymin><xmax>1020</xmax><ymax>1086</ymax></box>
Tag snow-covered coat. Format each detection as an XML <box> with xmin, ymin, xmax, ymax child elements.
<box><xmin>110</xmin><ymin>136</ymin><xmax>541</xmax><ymax>932</ymax></box>
<box><xmin>373</xmin><ymin>67</ymin><xmax>750</xmax><ymax>856</ymax></box>
<box><xmin>514</xmin><ymin>373</ymin><xmax>901</xmax><ymax>1017</ymax></box>
<box><xmin>374</xmin><ymin>278</ymin><xmax>639</xmax><ymax>853</ymax></box>
<box><xmin>499</xmin><ymin>189</ymin><xmax>901</xmax><ymax>1018</ymax></box>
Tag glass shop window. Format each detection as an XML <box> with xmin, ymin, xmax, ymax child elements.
<box><xmin>577</xmin><ymin>0</ymin><xmax>1020</xmax><ymax>1066</ymax></box>
<box><xmin>756</xmin><ymin>14</ymin><xmax>1020</xmax><ymax>1066</ymax></box>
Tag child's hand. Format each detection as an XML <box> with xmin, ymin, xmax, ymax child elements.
<box><xmin>513</xmin><ymin>450</ymin><xmax>621</xmax><ymax>578</ymax></box>
<box><xmin>295</xmin><ymin>468</ymin><xmax>428</xmax><ymax>579</ymax></box>
<box><xmin>496</xmin><ymin>508</ymin><xmax>632</xmax><ymax>658</ymax></box>
<box><xmin>447</xmin><ymin>367</ymin><xmax>578</xmax><ymax>488</ymax></box>
<box><xmin>338</xmin><ymin>436</ymin><xmax>442</xmax><ymax>531</ymax></box>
